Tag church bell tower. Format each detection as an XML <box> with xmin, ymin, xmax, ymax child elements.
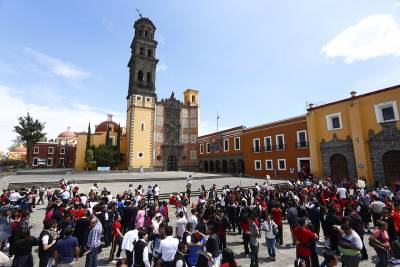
<box><xmin>126</xmin><ymin>17</ymin><xmax>158</xmax><ymax>169</ymax></box>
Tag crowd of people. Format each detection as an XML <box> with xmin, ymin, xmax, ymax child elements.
<box><xmin>0</xmin><ymin>175</ymin><xmax>398</xmax><ymax>267</ymax></box>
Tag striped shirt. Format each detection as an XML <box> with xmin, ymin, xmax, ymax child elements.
<box><xmin>87</xmin><ymin>221</ymin><xmax>102</xmax><ymax>250</ymax></box>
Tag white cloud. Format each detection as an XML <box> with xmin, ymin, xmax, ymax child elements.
<box><xmin>157</xmin><ymin>62</ymin><xmax>168</xmax><ymax>72</ymax></box>
<box><xmin>321</xmin><ymin>14</ymin><xmax>400</xmax><ymax>63</ymax></box>
<box><xmin>394</xmin><ymin>2</ymin><xmax>400</xmax><ymax>7</ymax></box>
<box><xmin>0</xmin><ymin>85</ymin><xmax>124</xmax><ymax>152</ymax></box>
<box><xmin>24</xmin><ymin>47</ymin><xmax>91</xmax><ymax>80</ymax></box>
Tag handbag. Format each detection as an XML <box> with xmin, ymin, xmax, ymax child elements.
<box><xmin>369</xmin><ymin>230</ymin><xmax>385</xmax><ymax>250</ymax></box>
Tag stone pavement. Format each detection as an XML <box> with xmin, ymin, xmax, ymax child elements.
<box><xmin>1</xmin><ymin>171</ymin><xmax>232</xmax><ymax>189</ymax></box>
<box><xmin>0</xmin><ymin>175</ymin><xmax>383</xmax><ymax>266</ymax></box>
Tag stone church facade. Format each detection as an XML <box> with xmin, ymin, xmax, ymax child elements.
<box><xmin>126</xmin><ymin>17</ymin><xmax>199</xmax><ymax>171</ymax></box>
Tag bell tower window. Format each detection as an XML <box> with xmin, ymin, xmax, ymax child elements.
<box><xmin>145</xmin><ymin>30</ymin><xmax>148</xmax><ymax>37</ymax></box>
<box><xmin>146</xmin><ymin>72</ymin><xmax>152</xmax><ymax>82</ymax></box>
<box><xmin>191</xmin><ymin>95</ymin><xmax>195</xmax><ymax>103</ymax></box>
<box><xmin>147</xmin><ymin>49</ymin><xmax>152</xmax><ymax>57</ymax></box>
<box><xmin>139</xmin><ymin>47</ymin><xmax>144</xmax><ymax>55</ymax></box>
<box><xmin>137</xmin><ymin>70</ymin><xmax>143</xmax><ymax>81</ymax></box>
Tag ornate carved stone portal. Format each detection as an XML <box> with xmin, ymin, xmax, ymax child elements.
<box><xmin>162</xmin><ymin>92</ymin><xmax>182</xmax><ymax>171</ymax></box>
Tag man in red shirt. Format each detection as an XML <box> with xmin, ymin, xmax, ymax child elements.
<box><xmin>293</xmin><ymin>217</ymin><xmax>317</xmax><ymax>267</ymax></box>
<box><xmin>109</xmin><ymin>216</ymin><xmax>123</xmax><ymax>262</ymax></box>
<box><xmin>272</xmin><ymin>203</ymin><xmax>283</xmax><ymax>246</ymax></box>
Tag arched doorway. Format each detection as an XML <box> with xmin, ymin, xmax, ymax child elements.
<box><xmin>204</xmin><ymin>161</ymin><xmax>209</xmax><ymax>172</ymax></box>
<box><xmin>167</xmin><ymin>155</ymin><xmax>177</xmax><ymax>171</ymax></box>
<box><xmin>209</xmin><ymin>161</ymin><xmax>215</xmax><ymax>172</ymax></box>
<box><xmin>215</xmin><ymin>161</ymin><xmax>221</xmax><ymax>173</ymax></box>
<box><xmin>330</xmin><ymin>153</ymin><xmax>349</xmax><ymax>183</ymax></box>
<box><xmin>222</xmin><ymin>160</ymin><xmax>228</xmax><ymax>173</ymax></box>
<box><xmin>383</xmin><ymin>150</ymin><xmax>400</xmax><ymax>185</ymax></box>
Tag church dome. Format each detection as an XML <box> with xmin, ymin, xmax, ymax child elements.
<box><xmin>58</xmin><ymin>127</ymin><xmax>76</xmax><ymax>139</ymax></box>
<box><xmin>94</xmin><ymin>114</ymin><xmax>120</xmax><ymax>133</ymax></box>
<box><xmin>13</xmin><ymin>145</ymin><xmax>27</xmax><ymax>153</ymax></box>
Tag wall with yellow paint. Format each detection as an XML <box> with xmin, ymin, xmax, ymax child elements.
<box><xmin>307</xmin><ymin>86</ymin><xmax>400</xmax><ymax>185</ymax></box>
<box><xmin>126</xmin><ymin>94</ymin><xmax>155</xmax><ymax>169</ymax></box>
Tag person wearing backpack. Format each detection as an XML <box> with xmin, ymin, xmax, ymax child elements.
<box><xmin>38</xmin><ymin>220</ymin><xmax>57</xmax><ymax>267</ymax></box>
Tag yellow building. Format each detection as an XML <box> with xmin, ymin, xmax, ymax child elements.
<box><xmin>8</xmin><ymin>144</ymin><xmax>27</xmax><ymax>161</ymax></box>
<box><xmin>75</xmin><ymin>115</ymin><xmax>128</xmax><ymax>170</ymax></box>
<box><xmin>307</xmin><ymin>85</ymin><xmax>400</xmax><ymax>186</ymax></box>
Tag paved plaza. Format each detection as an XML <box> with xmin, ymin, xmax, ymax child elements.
<box><xmin>0</xmin><ymin>173</ymin><xmax>383</xmax><ymax>266</ymax></box>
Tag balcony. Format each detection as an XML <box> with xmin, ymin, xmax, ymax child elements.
<box><xmin>295</xmin><ymin>141</ymin><xmax>309</xmax><ymax>149</ymax></box>
<box><xmin>252</xmin><ymin>145</ymin><xmax>286</xmax><ymax>152</ymax></box>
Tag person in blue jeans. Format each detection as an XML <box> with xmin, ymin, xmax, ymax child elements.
<box><xmin>85</xmin><ymin>218</ymin><xmax>103</xmax><ymax>267</ymax></box>
<box><xmin>261</xmin><ymin>214</ymin><xmax>278</xmax><ymax>261</ymax></box>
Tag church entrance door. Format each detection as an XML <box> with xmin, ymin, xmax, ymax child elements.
<box><xmin>330</xmin><ymin>153</ymin><xmax>349</xmax><ymax>184</ymax></box>
<box><xmin>167</xmin><ymin>155</ymin><xmax>178</xmax><ymax>171</ymax></box>
<box><xmin>383</xmin><ymin>150</ymin><xmax>400</xmax><ymax>185</ymax></box>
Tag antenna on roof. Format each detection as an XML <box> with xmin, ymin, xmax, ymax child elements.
<box><xmin>136</xmin><ymin>9</ymin><xmax>143</xmax><ymax>19</ymax></box>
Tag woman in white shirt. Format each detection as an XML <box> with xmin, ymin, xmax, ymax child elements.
<box><xmin>261</xmin><ymin>214</ymin><xmax>278</xmax><ymax>261</ymax></box>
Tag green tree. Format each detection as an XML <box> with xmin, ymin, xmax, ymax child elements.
<box><xmin>14</xmin><ymin>113</ymin><xmax>46</xmax><ymax>166</ymax></box>
<box><xmin>94</xmin><ymin>144</ymin><xmax>116</xmax><ymax>167</ymax></box>
<box><xmin>85</xmin><ymin>148</ymin><xmax>96</xmax><ymax>170</ymax></box>
<box><xmin>85</xmin><ymin>122</ymin><xmax>91</xmax><ymax>154</ymax></box>
<box><xmin>14</xmin><ymin>113</ymin><xmax>46</xmax><ymax>148</ymax></box>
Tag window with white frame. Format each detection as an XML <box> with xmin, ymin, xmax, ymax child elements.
<box><xmin>136</xmin><ymin>96</ymin><xmax>142</xmax><ymax>101</ymax></box>
<box><xmin>48</xmin><ymin>147</ymin><xmax>54</xmax><ymax>154</ymax></box>
<box><xmin>33</xmin><ymin>147</ymin><xmax>39</xmax><ymax>154</ymax></box>
<box><xmin>32</xmin><ymin>158</ymin><xmax>38</xmax><ymax>166</ymax></box>
<box><xmin>264</xmin><ymin>136</ymin><xmax>272</xmax><ymax>151</ymax></box>
<box><xmin>253</xmin><ymin>138</ymin><xmax>260</xmax><ymax>152</ymax></box>
<box><xmin>276</xmin><ymin>134</ymin><xmax>285</xmax><ymax>150</ymax></box>
<box><xmin>59</xmin><ymin>158</ymin><xmax>65</xmax><ymax>166</ymax></box>
<box><xmin>190</xmin><ymin>150</ymin><xmax>197</xmax><ymax>160</ymax></box>
<box><xmin>224</xmin><ymin>139</ymin><xmax>229</xmax><ymax>152</ymax></box>
<box><xmin>137</xmin><ymin>152</ymin><xmax>144</xmax><ymax>158</ymax></box>
<box><xmin>60</xmin><ymin>148</ymin><xmax>65</xmax><ymax>155</ymax></box>
<box><xmin>374</xmin><ymin>100</ymin><xmax>399</xmax><ymax>123</ymax></box>
<box><xmin>200</xmin><ymin>144</ymin><xmax>204</xmax><ymax>154</ymax></box>
<box><xmin>254</xmin><ymin>160</ymin><xmax>262</xmax><ymax>171</ymax></box>
<box><xmin>277</xmin><ymin>159</ymin><xmax>286</xmax><ymax>170</ymax></box>
<box><xmin>265</xmin><ymin>160</ymin><xmax>273</xmax><ymax>170</ymax></box>
<box><xmin>206</xmin><ymin>143</ymin><xmax>210</xmax><ymax>153</ymax></box>
<box><xmin>326</xmin><ymin>113</ymin><xmax>342</xmax><ymax>130</ymax></box>
<box><xmin>234</xmin><ymin>137</ymin><xmax>240</xmax><ymax>150</ymax></box>
<box><xmin>296</xmin><ymin>130</ymin><xmax>308</xmax><ymax>148</ymax></box>
<box><xmin>47</xmin><ymin>158</ymin><xmax>53</xmax><ymax>166</ymax></box>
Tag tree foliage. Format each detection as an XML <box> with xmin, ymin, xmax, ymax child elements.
<box><xmin>86</xmin><ymin>122</ymin><xmax>91</xmax><ymax>155</ymax></box>
<box><xmin>13</xmin><ymin>113</ymin><xmax>46</xmax><ymax>148</ymax></box>
<box><xmin>0</xmin><ymin>159</ymin><xmax>26</xmax><ymax>171</ymax></box>
<box><xmin>94</xmin><ymin>144</ymin><xmax>117</xmax><ymax>167</ymax></box>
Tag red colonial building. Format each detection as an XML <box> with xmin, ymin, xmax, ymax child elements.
<box><xmin>27</xmin><ymin>128</ymin><xmax>77</xmax><ymax>169</ymax></box>
<box><xmin>197</xmin><ymin>116</ymin><xmax>311</xmax><ymax>178</ymax></box>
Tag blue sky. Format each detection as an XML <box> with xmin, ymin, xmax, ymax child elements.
<box><xmin>1</xmin><ymin>0</ymin><xmax>400</xmax><ymax>151</ymax></box>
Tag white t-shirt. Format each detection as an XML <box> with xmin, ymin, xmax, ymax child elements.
<box><xmin>337</xmin><ymin>187</ymin><xmax>347</xmax><ymax>199</ymax></box>
<box><xmin>342</xmin><ymin>230</ymin><xmax>363</xmax><ymax>250</ymax></box>
<box><xmin>9</xmin><ymin>192</ymin><xmax>21</xmax><ymax>202</ymax></box>
<box><xmin>176</xmin><ymin>218</ymin><xmax>188</xmax><ymax>238</ymax></box>
<box><xmin>159</xmin><ymin>236</ymin><xmax>179</xmax><ymax>261</ymax></box>
<box><xmin>154</xmin><ymin>187</ymin><xmax>160</xmax><ymax>196</ymax></box>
